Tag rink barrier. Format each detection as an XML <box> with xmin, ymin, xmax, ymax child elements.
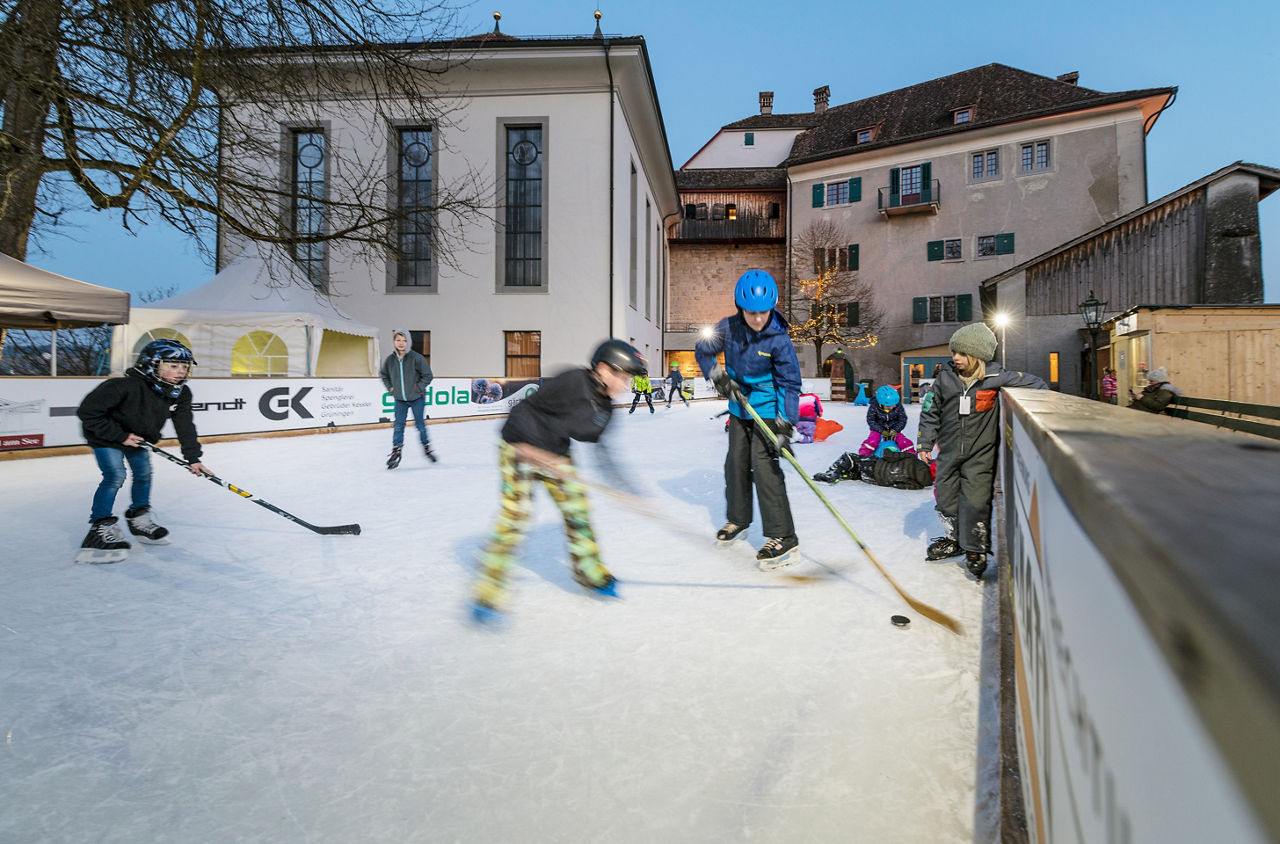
<box><xmin>997</xmin><ymin>388</ymin><xmax>1280</xmax><ymax>843</ymax></box>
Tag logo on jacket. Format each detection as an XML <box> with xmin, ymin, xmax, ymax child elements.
<box><xmin>757</xmin><ymin>350</ymin><xmax>771</xmax><ymax>357</ymax></box>
<box><xmin>260</xmin><ymin>387</ymin><xmax>313</xmax><ymax>421</ymax></box>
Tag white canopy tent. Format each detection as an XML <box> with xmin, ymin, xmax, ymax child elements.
<box><xmin>111</xmin><ymin>256</ymin><xmax>379</xmax><ymax>377</ymax></box>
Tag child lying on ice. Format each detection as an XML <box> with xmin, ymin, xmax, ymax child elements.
<box><xmin>812</xmin><ymin>448</ymin><xmax>936</xmax><ymax>490</ymax></box>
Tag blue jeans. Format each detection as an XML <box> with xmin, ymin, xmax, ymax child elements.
<box><xmin>392</xmin><ymin>397</ymin><xmax>430</xmax><ymax>448</ymax></box>
<box><xmin>91</xmin><ymin>447</ymin><xmax>152</xmax><ymax>522</ymax></box>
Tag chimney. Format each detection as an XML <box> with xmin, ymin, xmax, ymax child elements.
<box><xmin>1057</xmin><ymin>71</ymin><xmax>1079</xmax><ymax>85</ymax></box>
<box><xmin>813</xmin><ymin>85</ymin><xmax>830</xmax><ymax>113</ymax></box>
<box><xmin>759</xmin><ymin>91</ymin><xmax>774</xmax><ymax>115</ymax></box>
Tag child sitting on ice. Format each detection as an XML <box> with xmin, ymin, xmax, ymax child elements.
<box><xmin>795</xmin><ymin>392</ymin><xmax>822</xmax><ymax>443</ymax></box>
<box><xmin>859</xmin><ymin>385</ymin><xmax>914</xmax><ymax>455</ymax></box>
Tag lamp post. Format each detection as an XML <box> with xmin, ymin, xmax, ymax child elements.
<box><xmin>1078</xmin><ymin>290</ymin><xmax>1107</xmax><ymax>400</ymax></box>
<box><xmin>993</xmin><ymin>312</ymin><xmax>1010</xmax><ymax>368</ymax></box>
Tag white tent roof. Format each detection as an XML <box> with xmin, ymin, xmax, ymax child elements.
<box><xmin>0</xmin><ymin>252</ymin><xmax>131</xmax><ymax>329</ymax></box>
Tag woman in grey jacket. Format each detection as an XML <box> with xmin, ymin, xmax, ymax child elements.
<box><xmin>379</xmin><ymin>328</ymin><xmax>436</xmax><ymax>468</ymax></box>
<box><xmin>915</xmin><ymin>322</ymin><xmax>1046</xmax><ymax>579</ymax></box>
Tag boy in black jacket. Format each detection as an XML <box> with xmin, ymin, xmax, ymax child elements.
<box><xmin>471</xmin><ymin>339</ymin><xmax>646</xmax><ymax>620</ymax></box>
<box><xmin>75</xmin><ymin>340</ymin><xmax>210</xmax><ymax>563</ymax></box>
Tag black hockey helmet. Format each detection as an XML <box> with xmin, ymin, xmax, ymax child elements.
<box><xmin>590</xmin><ymin>339</ymin><xmax>647</xmax><ymax>376</ymax></box>
<box><xmin>134</xmin><ymin>339</ymin><xmax>197</xmax><ymax>397</ymax></box>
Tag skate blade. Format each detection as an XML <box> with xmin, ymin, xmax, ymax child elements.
<box><xmin>133</xmin><ymin>536</ymin><xmax>170</xmax><ymax>546</ymax></box>
<box><xmin>76</xmin><ymin>549</ymin><xmax>129</xmax><ymax>564</ymax></box>
<box><xmin>757</xmin><ymin>549</ymin><xmax>798</xmax><ymax>571</ymax></box>
<box><xmin>470</xmin><ymin>602</ymin><xmax>505</xmax><ymax>626</ymax></box>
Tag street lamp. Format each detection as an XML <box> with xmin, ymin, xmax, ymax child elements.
<box><xmin>993</xmin><ymin>312</ymin><xmax>1010</xmax><ymax>368</ymax></box>
<box><xmin>1078</xmin><ymin>290</ymin><xmax>1108</xmax><ymax>400</ymax></box>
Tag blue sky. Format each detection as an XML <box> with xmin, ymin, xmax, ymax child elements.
<box><xmin>29</xmin><ymin>0</ymin><xmax>1280</xmax><ymax>302</ymax></box>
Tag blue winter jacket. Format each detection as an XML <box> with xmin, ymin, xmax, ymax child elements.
<box><xmin>695</xmin><ymin>310</ymin><xmax>801</xmax><ymax>424</ymax></box>
<box><xmin>866</xmin><ymin>401</ymin><xmax>908</xmax><ymax>436</ymax></box>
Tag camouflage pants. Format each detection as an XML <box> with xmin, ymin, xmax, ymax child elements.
<box><xmin>474</xmin><ymin>441</ymin><xmax>610</xmax><ymax>609</ymax></box>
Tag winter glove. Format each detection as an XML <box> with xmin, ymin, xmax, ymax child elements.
<box><xmin>883</xmin><ymin>430</ymin><xmax>896</xmax><ymax>439</ymax></box>
<box><xmin>765</xmin><ymin>418</ymin><xmax>794</xmax><ymax>458</ymax></box>
<box><xmin>708</xmin><ymin>364</ymin><xmax>742</xmax><ymax>400</ymax></box>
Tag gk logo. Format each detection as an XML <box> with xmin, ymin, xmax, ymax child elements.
<box><xmin>259</xmin><ymin>387</ymin><xmax>313</xmax><ymax>421</ymax></box>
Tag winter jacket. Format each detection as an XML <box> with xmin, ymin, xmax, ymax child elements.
<box><xmin>695</xmin><ymin>311</ymin><xmax>801</xmax><ymax>424</ymax></box>
<box><xmin>916</xmin><ymin>361</ymin><xmax>1046</xmax><ymax>458</ymax></box>
<box><xmin>380</xmin><ymin>350</ymin><xmax>433</xmax><ymax>402</ymax></box>
<box><xmin>667</xmin><ymin>370</ymin><xmax>684</xmax><ymax>389</ymax></box>
<box><xmin>1102</xmin><ymin>374</ymin><xmax>1118</xmax><ymax>399</ymax></box>
<box><xmin>77</xmin><ymin>369</ymin><xmax>202</xmax><ymax>462</ymax></box>
<box><xmin>631</xmin><ymin>375</ymin><xmax>652</xmax><ymax>394</ymax></box>
<box><xmin>502</xmin><ymin>368</ymin><xmax>614</xmax><ymax>457</ymax></box>
<box><xmin>1129</xmin><ymin>382</ymin><xmax>1182</xmax><ymax>414</ymax></box>
<box><xmin>798</xmin><ymin>393</ymin><xmax>822</xmax><ymax>420</ymax></box>
<box><xmin>866</xmin><ymin>401</ymin><xmax>908</xmax><ymax>437</ymax></box>
<box><xmin>858</xmin><ymin>451</ymin><xmax>935</xmax><ymax>490</ymax></box>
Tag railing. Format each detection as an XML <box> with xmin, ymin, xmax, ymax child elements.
<box><xmin>877</xmin><ymin>179</ymin><xmax>941</xmax><ymax>215</ymax></box>
<box><xmin>1168</xmin><ymin>396</ymin><xmax>1280</xmax><ymax>440</ymax></box>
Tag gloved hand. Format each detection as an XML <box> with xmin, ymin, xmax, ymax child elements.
<box><xmin>916</xmin><ymin>447</ymin><xmax>933</xmax><ymax>464</ymax></box>
<box><xmin>708</xmin><ymin>364</ymin><xmax>741</xmax><ymax>399</ymax></box>
<box><xmin>883</xmin><ymin>430</ymin><xmax>896</xmax><ymax>439</ymax></box>
<box><xmin>766</xmin><ymin>418</ymin><xmax>794</xmax><ymax>457</ymax></box>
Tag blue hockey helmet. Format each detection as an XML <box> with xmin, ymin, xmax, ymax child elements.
<box><xmin>876</xmin><ymin>385</ymin><xmax>901</xmax><ymax>408</ymax></box>
<box><xmin>135</xmin><ymin>339</ymin><xmax>196</xmax><ymax>397</ymax></box>
<box><xmin>734</xmin><ymin>269</ymin><xmax>778</xmax><ymax>312</ymax></box>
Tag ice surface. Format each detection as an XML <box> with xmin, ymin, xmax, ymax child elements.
<box><xmin>0</xmin><ymin>399</ymin><xmax>999</xmax><ymax>843</ymax></box>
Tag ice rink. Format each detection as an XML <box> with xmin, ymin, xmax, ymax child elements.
<box><xmin>1</xmin><ymin>397</ymin><xmax>999</xmax><ymax>843</ymax></box>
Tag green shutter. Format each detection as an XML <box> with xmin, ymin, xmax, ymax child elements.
<box><xmin>912</xmin><ymin>297</ymin><xmax>928</xmax><ymax>323</ymax></box>
<box><xmin>848</xmin><ymin>243</ymin><xmax>859</xmax><ymax>271</ymax></box>
<box><xmin>812</xmin><ymin>184</ymin><xmax>825</xmax><ymax>207</ymax></box>
<box><xmin>996</xmin><ymin>233</ymin><xmax>1015</xmax><ymax>255</ymax></box>
<box><xmin>957</xmin><ymin>294</ymin><xmax>973</xmax><ymax>322</ymax></box>
<box><xmin>845</xmin><ymin>301</ymin><xmax>860</xmax><ymax>326</ymax></box>
<box><xmin>927</xmin><ymin>240</ymin><xmax>944</xmax><ymax>261</ymax></box>
<box><xmin>849</xmin><ymin>177</ymin><xmax>862</xmax><ymax>202</ymax></box>
<box><xmin>889</xmin><ymin>168</ymin><xmax>900</xmax><ymax>206</ymax></box>
<box><xmin>920</xmin><ymin>161</ymin><xmax>933</xmax><ymax>202</ymax></box>
<box><xmin>745</xmin><ymin>132</ymin><xmax>754</xmax><ymax>146</ymax></box>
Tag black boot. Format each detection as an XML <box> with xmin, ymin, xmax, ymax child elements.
<box><xmin>813</xmin><ymin>453</ymin><xmax>858</xmax><ymax>484</ymax></box>
<box><xmin>756</xmin><ymin>534</ymin><xmax>799</xmax><ymax>570</ymax></box>
<box><xmin>966</xmin><ymin>551</ymin><xmax>988</xmax><ymax>580</ymax></box>
<box><xmin>387</xmin><ymin>445</ymin><xmax>402</xmax><ymax>470</ymax></box>
<box><xmin>716</xmin><ymin>522</ymin><xmax>748</xmax><ymax>541</ymax></box>
<box><xmin>424</xmin><ymin>442</ymin><xmax>437</xmax><ymax>463</ymax></box>
<box><xmin>926</xmin><ymin>536</ymin><xmax>962</xmax><ymax>561</ymax></box>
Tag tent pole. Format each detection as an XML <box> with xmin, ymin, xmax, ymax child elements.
<box><xmin>51</xmin><ymin>328</ymin><xmax>57</xmax><ymax>376</ymax></box>
<box><xmin>305</xmin><ymin>325</ymin><xmax>313</xmax><ymax>376</ymax></box>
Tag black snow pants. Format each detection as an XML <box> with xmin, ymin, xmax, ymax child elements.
<box><xmin>725</xmin><ymin>415</ymin><xmax>795</xmax><ymax>539</ymax></box>
<box><xmin>932</xmin><ymin>437</ymin><xmax>997</xmax><ymax>554</ymax></box>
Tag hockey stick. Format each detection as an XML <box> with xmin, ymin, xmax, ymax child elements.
<box><xmin>732</xmin><ymin>391</ymin><xmax>962</xmax><ymax>635</ymax></box>
<box><xmin>141</xmin><ymin>443</ymin><xmax>362</xmax><ymax>536</ymax></box>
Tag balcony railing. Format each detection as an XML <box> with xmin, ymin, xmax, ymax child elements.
<box><xmin>877</xmin><ymin>179</ymin><xmax>941</xmax><ymax>217</ymax></box>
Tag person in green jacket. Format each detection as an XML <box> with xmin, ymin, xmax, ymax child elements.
<box><xmin>1128</xmin><ymin>367</ymin><xmax>1182</xmax><ymax>414</ymax></box>
<box><xmin>629</xmin><ymin>372</ymin><xmax>654</xmax><ymax>414</ymax></box>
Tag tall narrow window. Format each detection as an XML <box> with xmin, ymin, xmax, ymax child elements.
<box><xmin>396</xmin><ymin>127</ymin><xmax>433</xmax><ymax>287</ymax></box>
<box><xmin>645</xmin><ymin>199</ymin><xmax>652</xmax><ymax>319</ymax></box>
<box><xmin>629</xmin><ymin>165</ymin><xmax>638</xmax><ymax>307</ymax></box>
<box><xmin>292</xmin><ymin>129</ymin><xmax>326</xmax><ymax>285</ymax></box>
<box><xmin>505</xmin><ymin>127</ymin><xmax>543</xmax><ymax>287</ymax></box>
<box><xmin>504</xmin><ymin>330</ymin><xmax>541</xmax><ymax>377</ymax></box>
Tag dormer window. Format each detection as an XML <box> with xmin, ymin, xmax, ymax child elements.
<box><xmin>855</xmin><ymin>126</ymin><xmax>875</xmax><ymax>144</ymax></box>
<box><xmin>953</xmin><ymin>106</ymin><xmax>974</xmax><ymax>124</ymax></box>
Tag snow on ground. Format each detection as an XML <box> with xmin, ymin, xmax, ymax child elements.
<box><xmin>1</xmin><ymin>398</ymin><xmax>999</xmax><ymax>843</ymax></box>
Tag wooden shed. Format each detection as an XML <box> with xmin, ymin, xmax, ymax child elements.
<box><xmin>1106</xmin><ymin>304</ymin><xmax>1280</xmax><ymax>404</ymax></box>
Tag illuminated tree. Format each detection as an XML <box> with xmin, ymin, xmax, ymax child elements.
<box><xmin>787</xmin><ymin>220</ymin><xmax>882</xmax><ymax>373</ymax></box>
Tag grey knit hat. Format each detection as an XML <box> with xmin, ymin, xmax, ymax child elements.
<box><xmin>1146</xmin><ymin>367</ymin><xmax>1168</xmax><ymax>383</ymax></box>
<box><xmin>949</xmin><ymin>322</ymin><xmax>998</xmax><ymax>361</ymax></box>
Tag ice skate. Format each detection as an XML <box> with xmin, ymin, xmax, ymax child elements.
<box><xmin>424</xmin><ymin>442</ymin><xmax>437</xmax><ymax>463</ymax></box>
<box><xmin>926</xmin><ymin>536</ymin><xmax>962</xmax><ymax>561</ymax></box>
<box><xmin>125</xmin><ymin>506</ymin><xmax>170</xmax><ymax>545</ymax></box>
<box><xmin>716</xmin><ymin>522</ymin><xmax>747</xmax><ymax>542</ymax></box>
<box><xmin>572</xmin><ymin>563</ymin><xmax>618</xmax><ymax>597</ymax></box>
<box><xmin>386</xmin><ymin>445</ymin><xmax>402</xmax><ymax>469</ymax></box>
<box><xmin>756</xmin><ymin>534</ymin><xmax>799</xmax><ymax>570</ymax></box>
<box><xmin>76</xmin><ymin>516</ymin><xmax>130</xmax><ymax>564</ymax></box>
<box><xmin>966</xmin><ymin>551</ymin><xmax>988</xmax><ymax>580</ymax></box>
<box><xmin>813</xmin><ymin>453</ymin><xmax>858</xmax><ymax>484</ymax></box>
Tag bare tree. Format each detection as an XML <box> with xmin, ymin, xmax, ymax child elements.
<box><xmin>0</xmin><ymin>0</ymin><xmax>489</xmax><ymax>280</ymax></box>
<box><xmin>787</xmin><ymin>220</ymin><xmax>882</xmax><ymax>374</ymax></box>
<box><xmin>0</xmin><ymin>325</ymin><xmax>113</xmax><ymax>375</ymax></box>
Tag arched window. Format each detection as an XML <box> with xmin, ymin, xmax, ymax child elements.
<box><xmin>231</xmin><ymin>331</ymin><xmax>288</xmax><ymax>376</ymax></box>
<box><xmin>132</xmin><ymin>329</ymin><xmax>193</xmax><ymax>360</ymax></box>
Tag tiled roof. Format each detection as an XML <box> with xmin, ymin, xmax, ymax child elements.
<box><xmin>780</xmin><ymin>64</ymin><xmax>1174</xmax><ymax>166</ymax></box>
<box><xmin>722</xmin><ymin>113</ymin><xmax>822</xmax><ymax>131</ymax></box>
<box><xmin>676</xmin><ymin>168</ymin><xmax>788</xmax><ymax>190</ymax></box>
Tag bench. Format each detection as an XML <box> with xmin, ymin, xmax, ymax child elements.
<box><xmin>1168</xmin><ymin>396</ymin><xmax>1280</xmax><ymax>441</ymax></box>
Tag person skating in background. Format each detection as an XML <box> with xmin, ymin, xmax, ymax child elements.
<box><xmin>1128</xmin><ymin>367</ymin><xmax>1182</xmax><ymax>414</ymax></box>
<box><xmin>696</xmin><ymin>269</ymin><xmax>803</xmax><ymax>568</ymax></box>
<box><xmin>665</xmin><ymin>362</ymin><xmax>690</xmax><ymax>408</ymax></box>
<box><xmin>629</xmin><ymin>372</ymin><xmax>655</xmax><ymax>414</ymax></box>
<box><xmin>858</xmin><ymin>385</ymin><xmax>914</xmax><ymax>456</ymax></box>
<box><xmin>1102</xmin><ymin>368</ymin><xmax>1118</xmax><ymax>404</ymax></box>
<box><xmin>380</xmin><ymin>328</ymin><xmax>435</xmax><ymax>468</ymax></box>
<box><xmin>75</xmin><ymin>340</ymin><xmax>211</xmax><ymax>563</ymax></box>
<box><xmin>915</xmin><ymin>322</ymin><xmax>1047</xmax><ymax>580</ymax></box>
<box><xmin>472</xmin><ymin>339</ymin><xmax>647</xmax><ymax>619</ymax></box>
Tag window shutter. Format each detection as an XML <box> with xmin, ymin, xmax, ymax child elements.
<box><xmin>957</xmin><ymin>294</ymin><xmax>973</xmax><ymax>322</ymax></box>
<box><xmin>920</xmin><ymin>161</ymin><xmax>933</xmax><ymax>202</ymax></box>
<box><xmin>927</xmin><ymin>240</ymin><xmax>944</xmax><ymax>262</ymax></box>
<box><xmin>889</xmin><ymin>168</ymin><xmax>900</xmax><ymax>206</ymax></box>
<box><xmin>845</xmin><ymin>301</ymin><xmax>860</xmax><ymax>326</ymax></box>
<box><xmin>849</xmin><ymin>177</ymin><xmax>862</xmax><ymax>202</ymax></box>
<box><xmin>812</xmin><ymin>184</ymin><xmax>825</xmax><ymax>207</ymax></box>
<box><xmin>995</xmin><ymin>233</ymin><xmax>1015</xmax><ymax>255</ymax></box>
<box><xmin>847</xmin><ymin>243</ymin><xmax>859</xmax><ymax>271</ymax></box>
<box><xmin>912</xmin><ymin>297</ymin><xmax>928</xmax><ymax>323</ymax></box>
<box><xmin>745</xmin><ymin>132</ymin><xmax>754</xmax><ymax>146</ymax></box>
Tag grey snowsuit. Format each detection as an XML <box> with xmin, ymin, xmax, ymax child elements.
<box><xmin>916</xmin><ymin>361</ymin><xmax>1046</xmax><ymax>553</ymax></box>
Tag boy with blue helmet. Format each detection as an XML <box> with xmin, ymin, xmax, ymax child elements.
<box><xmin>695</xmin><ymin>269</ymin><xmax>802</xmax><ymax>568</ymax></box>
<box><xmin>858</xmin><ymin>384</ymin><xmax>915</xmax><ymax>456</ymax></box>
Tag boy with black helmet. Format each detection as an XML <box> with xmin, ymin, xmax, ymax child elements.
<box><xmin>74</xmin><ymin>339</ymin><xmax>211</xmax><ymax>563</ymax></box>
<box><xmin>695</xmin><ymin>269</ymin><xmax>803</xmax><ymax>568</ymax></box>
<box><xmin>471</xmin><ymin>338</ymin><xmax>646</xmax><ymax>620</ymax></box>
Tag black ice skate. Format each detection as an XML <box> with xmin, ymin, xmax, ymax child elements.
<box><xmin>813</xmin><ymin>454</ymin><xmax>859</xmax><ymax>484</ymax></box>
<box><xmin>716</xmin><ymin>522</ymin><xmax>748</xmax><ymax>542</ymax></box>
<box><xmin>386</xmin><ymin>445</ymin><xmax>402</xmax><ymax>470</ymax></box>
<box><xmin>424</xmin><ymin>442</ymin><xmax>437</xmax><ymax>463</ymax></box>
<box><xmin>926</xmin><ymin>536</ymin><xmax>962</xmax><ymax>561</ymax></box>
<box><xmin>966</xmin><ymin>552</ymin><xmax>988</xmax><ymax>580</ymax></box>
<box><xmin>76</xmin><ymin>516</ymin><xmax>131</xmax><ymax>564</ymax></box>
<box><xmin>125</xmin><ymin>506</ymin><xmax>170</xmax><ymax>545</ymax></box>
<box><xmin>756</xmin><ymin>534</ymin><xmax>799</xmax><ymax>570</ymax></box>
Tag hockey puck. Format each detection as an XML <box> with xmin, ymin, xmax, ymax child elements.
<box><xmin>890</xmin><ymin>615</ymin><xmax>911</xmax><ymax>627</ymax></box>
